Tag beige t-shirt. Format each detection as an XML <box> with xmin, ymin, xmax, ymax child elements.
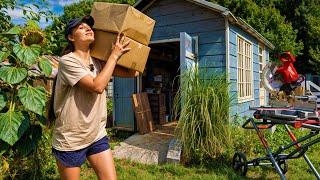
<box><xmin>52</xmin><ymin>52</ymin><xmax>107</xmax><ymax>151</ymax></box>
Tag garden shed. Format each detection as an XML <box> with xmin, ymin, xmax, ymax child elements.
<box><xmin>112</xmin><ymin>0</ymin><xmax>275</xmax><ymax>131</ymax></box>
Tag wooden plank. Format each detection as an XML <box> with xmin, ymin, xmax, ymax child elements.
<box><xmin>141</xmin><ymin>92</ymin><xmax>151</xmax><ymax>110</ymax></box>
<box><xmin>229</xmin><ymin>30</ymin><xmax>237</xmax><ymax>45</ymax></box>
<box><xmin>141</xmin><ymin>93</ymin><xmax>154</xmax><ymax>132</ymax></box>
<box><xmin>136</xmin><ymin>111</ymin><xmax>148</xmax><ymax>134</ymax></box>
<box><xmin>132</xmin><ymin>94</ymin><xmax>142</xmax><ymax>133</ymax></box>
<box><xmin>198</xmin><ymin>43</ymin><xmax>226</xmax><ymax>56</ymax></box>
<box><xmin>153</xmin><ymin>12</ymin><xmax>223</xmax><ymax>27</ymax></box>
<box><xmin>152</xmin><ymin>19</ymin><xmax>225</xmax><ymax>40</ymax></box>
<box><xmin>229</xmin><ymin>67</ymin><xmax>237</xmax><ymax>80</ymax></box>
<box><xmin>198</xmin><ymin>31</ymin><xmax>225</xmax><ymax>44</ymax></box>
<box><xmin>229</xmin><ymin>54</ymin><xmax>237</xmax><ymax>68</ymax></box>
<box><xmin>145</xmin><ymin>109</ymin><xmax>154</xmax><ymax>132</ymax></box>
<box><xmin>229</xmin><ymin>43</ymin><xmax>237</xmax><ymax>57</ymax></box>
<box><xmin>131</xmin><ymin>93</ymin><xmax>154</xmax><ymax>134</ymax></box>
<box><xmin>199</xmin><ymin>67</ymin><xmax>226</xmax><ymax>79</ymax></box>
<box><xmin>198</xmin><ymin>55</ymin><xmax>226</xmax><ymax>68</ymax></box>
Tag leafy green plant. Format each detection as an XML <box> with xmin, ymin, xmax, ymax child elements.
<box><xmin>0</xmin><ymin>20</ymin><xmax>52</xmax><ymax>158</ymax></box>
<box><xmin>107</xmin><ymin>99</ymin><xmax>113</xmax><ymax>119</ymax></box>
<box><xmin>173</xmin><ymin>66</ymin><xmax>233</xmax><ymax>162</ymax></box>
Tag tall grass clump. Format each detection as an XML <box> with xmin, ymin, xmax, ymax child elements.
<box><xmin>173</xmin><ymin>66</ymin><xmax>232</xmax><ymax>162</ymax></box>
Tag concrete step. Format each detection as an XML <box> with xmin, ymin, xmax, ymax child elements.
<box><xmin>112</xmin><ymin>132</ymin><xmax>174</xmax><ymax>164</ymax></box>
<box><xmin>166</xmin><ymin>139</ymin><xmax>182</xmax><ymax>163</ymax></box>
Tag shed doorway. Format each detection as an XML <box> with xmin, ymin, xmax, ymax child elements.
<box><xmin>141</xmin><ymin>41</ymin><xmax>180</xmax><ymax>125</ymax></box>
<box><xmin>113</xmin><ymin>32</ymin><xmax>196</xmax><ymax>131</ymax></box>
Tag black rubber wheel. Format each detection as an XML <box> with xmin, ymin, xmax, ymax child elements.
<box><xmin>277</xmin><ymin>160</ymin><xmax>288</xmax><ymax>174</ymax></box>
<box><xmin>233</xmin><ymin>152</ymin><xmax>248</xmax><ymax>176</ymax></box>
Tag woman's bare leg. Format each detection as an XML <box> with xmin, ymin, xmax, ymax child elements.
<box><xmin>87</xmin><ymin>149</ymin><xmax>117</xmax><ymax>180</ymax></box>
<box><xmin>56</xmin><ymin>159</ymin><xmax>81</xmax><ymax>180</ymax></box>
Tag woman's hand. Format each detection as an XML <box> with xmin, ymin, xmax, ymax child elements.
<box><xmin>111</xmin><ymin>33</ymin><xmax>131</xmax><ymax>61</ymax></box>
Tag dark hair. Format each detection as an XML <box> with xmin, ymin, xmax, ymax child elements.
<box><xmin>47</xmin><ymin>77</ymin><xmax>57</xmax><ymax>126</ymax></box>
<box><xmin>62</xmin><ymin>41</ymin><xmax>75</xmax><ymax>56</ymax></box>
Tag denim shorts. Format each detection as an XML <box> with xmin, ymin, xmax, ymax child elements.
<box><xmin>52</xmin><ymin>136</ymin><xmax>110</xmax><ymax>167</ymax></box>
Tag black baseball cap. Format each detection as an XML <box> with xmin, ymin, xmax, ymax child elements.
<box><xmin>65</xmin><ymin>15</ymin><xmax>94</xmax><ymax>38</ymax></box>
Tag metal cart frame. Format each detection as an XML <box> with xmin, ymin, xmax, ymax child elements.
<box><xmin>233</xmin><ymin>107</ymin><xmax>320</xmax><ymax>180</ymax></box>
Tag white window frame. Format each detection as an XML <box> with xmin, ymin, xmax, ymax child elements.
<box><xmin>237</xmin><ymin>35</ymin><xmax>253</xmax><ymax>102</ymax></box>
<box><xmin>258</xmin><ymin>44</ymin><xmax>266</xmax><ymax>105</ymax></box>
<box><xmin>258</xmin><ymin>44</ymin><xmax>265</xmax><ymax>89</ymax></box>
<box><xmin>106</xmin><ymin>79</ymin><xmax>113</xmax><ymax>98</ymax></box>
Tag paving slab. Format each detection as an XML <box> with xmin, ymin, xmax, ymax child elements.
<box><xmin>112</xmin><ymin>122</ymin><xmax>177</xmax><ymax>164</ymax></box>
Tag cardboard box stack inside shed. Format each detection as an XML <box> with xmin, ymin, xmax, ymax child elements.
<box><xmin>90</xmin><ymin>2</ymin><xmax>155</xmax><ymax>73</ymax></box>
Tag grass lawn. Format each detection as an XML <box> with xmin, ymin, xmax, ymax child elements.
<box><xmin>3</xmin><ymin>129</ymin><xmax>319</xmax><ymax>179</ymax></box>
<box><xmin>71</xmin><ymin>137</ymin><xmax>320</xmax><ymax>180</ymax></box>
<box><xmin>75</xmin><ymin>149</ymin><xmax>320</xmax><ymax>180</ymax></box>
<box><xmin>80</xmin><ymin>159</ymin><xmax>243</xmax><ymax>180</ymax></box>
<box><xmin>77</xmin><ymin>151</ymin><xmax>320</xmax><ymax>180</ymax></box>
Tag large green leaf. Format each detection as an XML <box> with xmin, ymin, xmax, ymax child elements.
<box><xmin>14</xmin><ymin>124</ymin><xmax>42</xmax><ymax>156</ymax></box>
<box><xmin>0</xmin><ymin>51</ymin><xmax>9</xmax><ymax>62</ymax></box>
<box><xmin>39</xmin><ymin>57</ymin><xmax>52</xmax><ymax>77</ymax></box>
<box><xmin>0</xmin><ymin>111</ymin><xmax>29</xmax><ymax>145</ymax></box>
<box><xmin>13</xmin><ymin>44</ymin><xmax>41</xmax><ymax>66</ymax></box>
<box><xmin>26</xmin><ymin>20</ymin><xmax>41</xmax><ymax>30</ymax></box>
<box><xmin>1</xmin><ymin>26</ymin><xmax>22</xmax><ymax>35</ymax></box>
<box><xmin>0</xmin><ymin>66</ymin><xmax>28</xmax><ymax>84</ymax></box>
<box><xmin>0</xmin><ymin>91</ymin><xmax>6</xmax><ymax>111</ymax></box>
<box><xmin>18</xmin><ymin>86</ymin><xmax>46</xmax><ymax>115</ymax></box>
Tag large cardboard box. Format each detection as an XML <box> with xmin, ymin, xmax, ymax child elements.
<box><xmin>113</xmin><ymin>65</ymin><xmax>139</xmax><ymax>77</ymax></box>
<box><xmin>91</xmin><ymin>2</ymin><xmax>155</xmax><ymax>45</ymax></box>
<box><xmin>91</xmin><ymin>30</ymin><xmax>150</xmax><ymax>73</ymax></box>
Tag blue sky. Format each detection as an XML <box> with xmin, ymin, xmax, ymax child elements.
<box><xmin>7</xmin><ymin>0</ymin><xmax>80</xmax><ymax>28</ymax></box>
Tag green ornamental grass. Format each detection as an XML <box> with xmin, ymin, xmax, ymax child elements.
<box><xmin>173</xmin><ymin>66</ymin><xmax>233</xmax><ymax>161</ymax></box>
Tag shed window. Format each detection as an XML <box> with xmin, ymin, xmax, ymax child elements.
<box><xmin>237</xmin><ymin>36</ymin><xmax>253</xmax><ymax>101</ymax></box>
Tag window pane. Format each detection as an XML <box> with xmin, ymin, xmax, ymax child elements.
<box><xmin>237</xmin><ymin>36</ymin><xmax>253</xmax><ymax>99</ymax></box>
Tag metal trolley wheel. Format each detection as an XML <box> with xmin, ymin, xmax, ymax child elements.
<box><xmin>233</xmin><ymin>152</ymin><xmax>248</xmax><ymax>176</ymax></box>
<box><xmin>278</xmin><ymin>160</ymin><xmax>288</xmax><ymax>174</ymax></box>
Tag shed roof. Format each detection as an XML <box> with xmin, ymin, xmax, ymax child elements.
<box><xmin>134</xmin><ymin>0</ymin><xmax>275</xmax><ymax>49</ymax></box>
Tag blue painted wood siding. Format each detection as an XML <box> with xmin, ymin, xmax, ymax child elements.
<box><xmin>144</xmin><ymin>0</ymin><xmax>226</xmax><ymax>78</ymax></box>
<box><xmin>229</xmin><ymin>24</ymin><xmax>270</xmax><ymax>117</ymax></box>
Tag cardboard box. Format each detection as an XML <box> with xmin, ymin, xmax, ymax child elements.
<box><xmin>113</xmin><ymin>65</ymin><xmax>139</xmax><ymax>77</ymax></box>
<box><xmin>91</xmin><ymin>30</ymin><xmax>150</xmax><ymax>73</ymax></box>
<box><xmin>91</xmin><ymin>2</ymin><xmax>155</xmax><ymax>45</ymax></box>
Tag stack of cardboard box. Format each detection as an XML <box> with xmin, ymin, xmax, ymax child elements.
<box><xmin>90</xmin><ymin>2</ymin><xmax>155</xmax><ymax>75</ymax></box>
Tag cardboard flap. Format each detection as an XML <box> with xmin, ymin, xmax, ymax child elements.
<box><xmin>122</xmin><ymin>7</ymin><xmax>155</xmax><ymax>45</ymax></box>
<box><xmin>90</xmin><ymin>2</ymin><xmax>155</xmax><ymax>45</ymax></box>
<box><xmin>91</xmin><ymin>2</ymin><xmax>127</xmax><ymax>33</ymax></box>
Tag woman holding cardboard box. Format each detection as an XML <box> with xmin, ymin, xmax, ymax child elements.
<box><xmin>50</xmin><ymin>15</ymin><xmax>133</xmax><ymax>180</ymax></box>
